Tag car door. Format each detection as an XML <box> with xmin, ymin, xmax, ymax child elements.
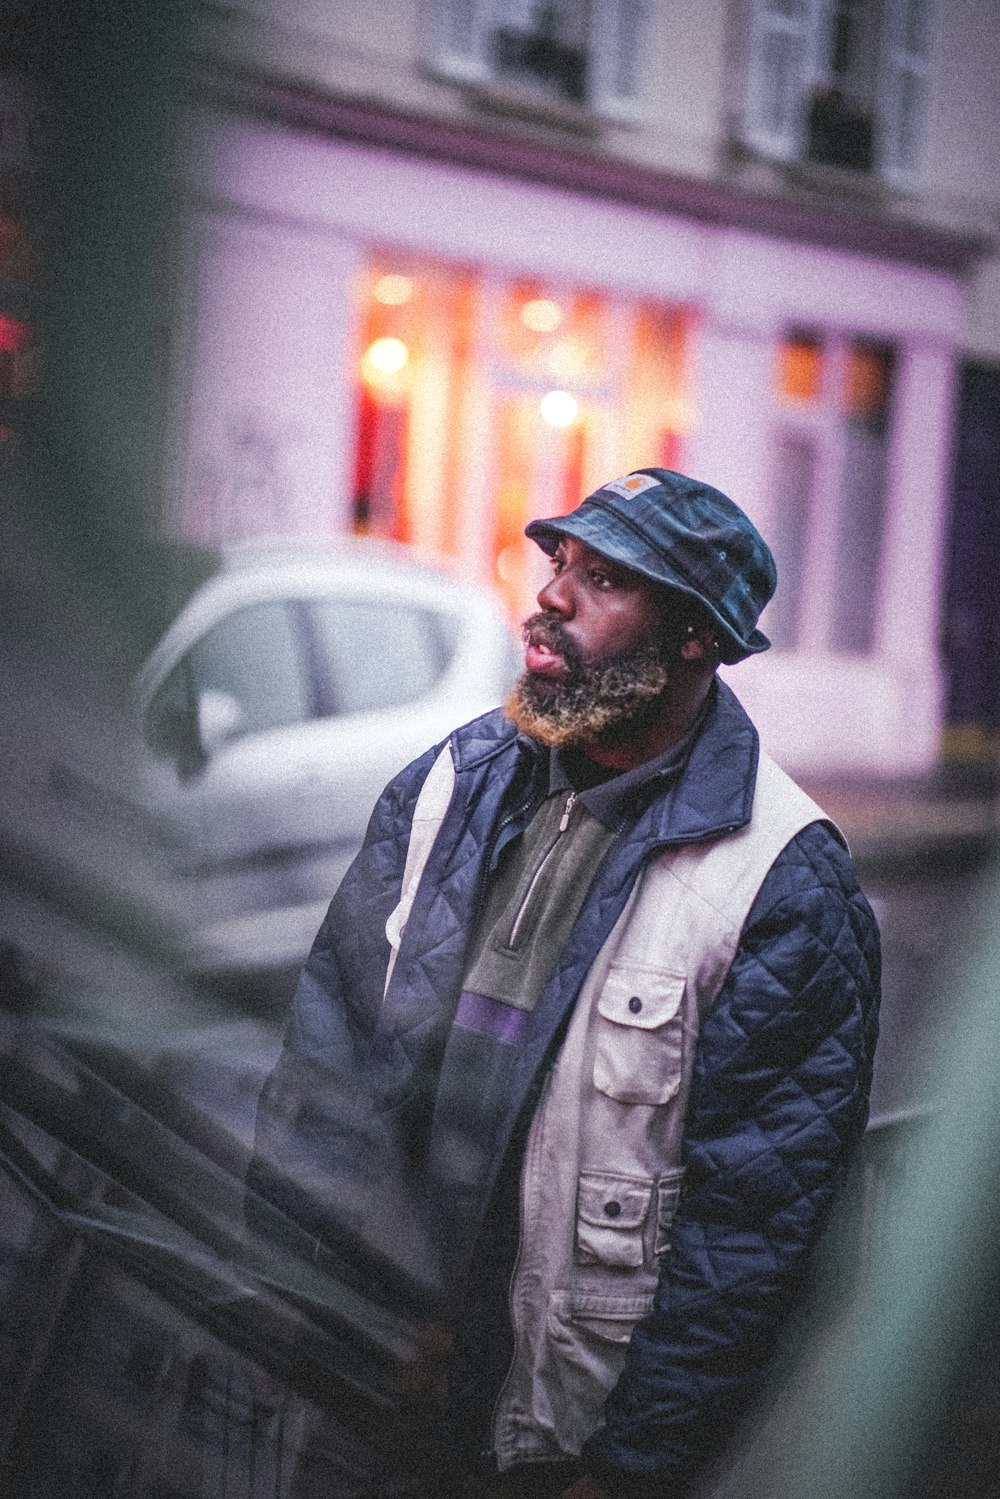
<box><xmin>267</xmin><ymin>588</ymin><xmax>462</xmax><ymax>910</ymax></box>
<box><xmin>140</xmin><ymin>586</ymin><xmax>463</xmax><ymax>980</ymax></box>
<box><xmin>140</xmin><ymin>596</ymin><xmax>317</xmax><ymax>976</ymax></box>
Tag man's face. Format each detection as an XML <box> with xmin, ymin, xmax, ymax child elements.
<box><xmin>525</xmin><ymin>535</ymin><xmax>663</xmax><ymax>675</ymax></box>
<box><xmin>506</xmin><ymin>536</ymin><xmax>683</xmax><ymax>748</ymax></box>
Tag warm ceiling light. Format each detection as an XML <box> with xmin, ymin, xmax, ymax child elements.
<box><xmin>540</xmin><ymin>390</ymin><xmax>578</xmax><ymax>428</ymax></box>
<box><xmin>374</xmin><ymin>273</ymin><xmax>414</xmax><ymax>306</ymax></box>
<box><xmin>521</xmin><ymin>298</ymin><xmax>562</xmax><ymax>333</ymax></box>
<box><xmin>363</xmin><ymin>336</ymin><xmax>409</xmax><ymax>377</ymax></box>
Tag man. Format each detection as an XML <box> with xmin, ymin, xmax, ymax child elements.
<box><xmin>249</xmin><ymin>469</ymin><xmax>880</xmax><ymax>1499</ymax></box>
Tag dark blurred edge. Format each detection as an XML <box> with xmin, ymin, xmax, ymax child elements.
<box><xmin>11</xmin><ymin>0</ymin><xmax>199</xmax><ymax>674</ymax></box>
<box><xmin>2</xmin><ymin>3</ymin><xmax>1000</xmax><ymax>1496</ymax></box>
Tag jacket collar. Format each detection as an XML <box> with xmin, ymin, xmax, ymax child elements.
<box><xmin>449</xmin><ymin>677</ymin><xmax>759</xmax><ymax>846</ymax></box>
<box><xmin>635</xmin><ymin>678</ymin><xmax>759</xmax><ymax>846</ymax></box>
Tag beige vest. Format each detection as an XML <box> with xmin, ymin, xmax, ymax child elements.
<box><xmin>384</xmin><ymin>744</ymin><xmax>834</xmax><ymax>1468</ymax></box>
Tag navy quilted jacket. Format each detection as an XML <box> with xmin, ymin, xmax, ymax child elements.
<box><xmin>249</xmin><ymin>681</ymin><xmax>880</xmax><ymax>1494</ymax></box>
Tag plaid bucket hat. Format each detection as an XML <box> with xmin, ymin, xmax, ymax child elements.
<box><xmin>525</xmin><ymin>468</ymin><xmax>777</xmax><ymax>664</ymax></box>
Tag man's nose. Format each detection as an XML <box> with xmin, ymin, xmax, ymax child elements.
<box><xmin>537</xmin><ymin>569</ymin><xmax>573</xmax><ymax>616</ymax></box>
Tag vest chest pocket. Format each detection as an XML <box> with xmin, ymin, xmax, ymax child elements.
<box><xmin>593</xmin><ymin>967</ymin><xmax>686</xmax><ymax>1105</ymax></box>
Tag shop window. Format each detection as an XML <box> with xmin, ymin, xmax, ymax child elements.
<box><xmin>350</xmin><ymin>255</ymin><xmax>694</xmax><ymax>619</ymax></box>
<box><xmin>352</xmin><ymin>261</ymin><xmax>476</xmax><ymax>553</ymax></box>
<box><xmin>426</xmin><ymin>0</ymin><xmax>648</xmax><ymax>122</ymax></box>
<box><xmin>740</xmin><ymin>0</ymin><xmax>934</xmax><ymax>182</ymax></box>
<box><xmin>830</xmin><ymin>341</ymin><xmax>895</xmax><ymax>651</ymax></box>
<box><xmin>765</xmin><ymin>429</ymin><xmax>816</xmax><ymax>648</ymax></box>
<box><xmin>765</xmin><ymin>329</ymin><xmax>895</xmax><ymax>654</ymax></box>
<box><xmin>779</xmin><ymin>329</ymin><xmax>823</xmax><ymax>403</ymax></box>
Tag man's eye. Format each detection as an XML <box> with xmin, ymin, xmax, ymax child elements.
<box><xmin>590</xmin><ymin>569</ymin><xmax>612</xmax><ymax>588</ymax></box>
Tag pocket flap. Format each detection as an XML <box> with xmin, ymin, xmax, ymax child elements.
<box><xmin>596</xmin><ymin>967</ymin><xmax>685</xmax><ymax>1030</ymax></box>
<box><xmin>577</xmin><ymin>1171</ymin><xmax>651</xmax><ymax>1232</ymax></box>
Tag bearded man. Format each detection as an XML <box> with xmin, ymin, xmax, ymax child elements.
<box><xmin>249</xmin><ymin>470</ymin><xmax>881</xmax><ymax>1499</ymax></box>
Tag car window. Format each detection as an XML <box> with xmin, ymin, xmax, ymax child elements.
<box><xmin>145</xmin><ymin>601</ymin><xmax>309</xmax><ymax>755</ymax></box>
<box><xmin>308</xmin><ymin>599</ymin><xmax>453</xmax><ymax>715</ymax></box>
<box><xmin>188</xmin><ymin>601</ymin><xmax>309</xmax><ymax>735</ymax></box>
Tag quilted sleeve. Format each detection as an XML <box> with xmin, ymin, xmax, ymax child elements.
<box><xmin>583</xmin><ymin>821</ymin><xmax>881</xmax><ymax>1498</ymax></box>
<box><xmin>244</xmin><ymin>741</ymin><xmax>445</xmax><ymax>1252</ymax></box>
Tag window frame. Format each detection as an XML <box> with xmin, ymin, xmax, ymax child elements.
<box><xmin>423</xmin><ymin>0</ymin><xmax>649</xmax><ymax>125</ymax></box>
<box><xmin>764</xmin><ymin>326</ymin><xmax>897</xmax><ymax>657</ymax></box>
<box><xmin>739</xmin><ymin>0</ymin><xmax>936</xmax><ymax>184</ymax></box>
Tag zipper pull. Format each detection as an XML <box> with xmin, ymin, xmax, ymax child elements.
<box><xmin>559</xmin><ymin>791</ymin><xmax>577</xmax><ymax>833</ymax></box>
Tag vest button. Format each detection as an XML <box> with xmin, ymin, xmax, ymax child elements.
<box><xmin>628</xmin><ymin>995</ymin><xmax>643</xmax><ymax>1014</ymax></box>
<box><xmin>603</xmin><ymin>1200</ymin><xmax>622</xmax><ymax>1218</ymax></box>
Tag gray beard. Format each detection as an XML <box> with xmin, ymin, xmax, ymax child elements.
<box><xmin>505</xmin><ymin>629</ymin><xmax>675</xmax><ymax>749</ymax></box>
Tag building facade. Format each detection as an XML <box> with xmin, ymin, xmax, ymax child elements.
<box><xmin>167</xmin><ymin>0</ymin><xmax>999</xmax><ymax>776</ymax></box>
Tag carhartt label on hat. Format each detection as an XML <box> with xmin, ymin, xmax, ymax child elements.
<box><xmin>602</xmin><ymin>473</ymin><xmax>660</xmax><ymax>500</ymax></box>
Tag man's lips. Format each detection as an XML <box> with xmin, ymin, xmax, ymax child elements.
<box><xmin>523</xmin><ymin>614</ymin><xmax>581</xmax><ymax>677</ymax></box>
<box><xmin>524</xmin><ymin>638</ymin><xmax>566</xmax><ymax>676</ymax></box>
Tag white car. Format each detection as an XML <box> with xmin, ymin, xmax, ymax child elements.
<box><xmin>134</xmin><ymin>538</ymin><xmax>521</xmax><ymax>987</ymax></box>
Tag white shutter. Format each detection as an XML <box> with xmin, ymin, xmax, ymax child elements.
<box><xmin>425</xmin><ymin>0</ymin><xmax>648</xmax><ymax>120</ymax></box>
<box><xmin>878</xmin><ymin>0</ymin><xmax>934</xmax><ymax>183</ymax></box>
<box><xmin>424</xmin><ymin>0</ymin><xmax>491</xmax><ymax>85</ymax></box>
<box><xmin>588</xmin><ymin>0</ymin><xmax>648</xmax><ymax>122</ymax></box>
<box><xmin>741</xmin><ymin>0</ymin><xmax>817</xmax><ymax>160</ymax></box>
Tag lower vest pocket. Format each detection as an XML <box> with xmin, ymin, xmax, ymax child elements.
<box><xmin>557</xmin><ymin>1291</ymin><xmax>654</xmax><ymax>1345</ymax></box>
<box><xmin>539</xmin><ymin>1290</ymin><xmax>655</xmax><ymax>1454</ymax></box>
<box><xmin>575</xmin><ymin>1171</ymin><xmax>652</xmax><ymax>1268</ymax></box>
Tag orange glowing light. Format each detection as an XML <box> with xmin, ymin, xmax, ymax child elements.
<box><xmin>521</xmin><ymin>298</ymin><xmax>562</xmax><ymax>333</ymax></box>
<box><xmin>374</xmin><ymin>274</ymin><xmax>414</xmax><ymax>306</ymax></box>
<box><xmin>780</xmin><ymin>334</ymin><xmax>823</xmax><ymax>403</ymax></box>
<box><xmin>548</xmin><ymin>337</ymin><xmax>590</xmax><ymax>380</ymax></box>
<box><xmin>496</xmin><ymin>544</ymin><xmax>521</xmax><ymax>584</ymax></box>
<box><xmin>540</xmin><ymin>390</ymin><xmax>578</xmax><ymax>428</ymax></box>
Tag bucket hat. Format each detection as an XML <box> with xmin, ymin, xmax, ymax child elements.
<box><xmin>525</xmin><ymin>468</ymin><xmax>777</xmax><ymax>664</ymax></box>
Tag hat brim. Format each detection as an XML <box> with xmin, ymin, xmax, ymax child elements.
<box><xmin>525</xmin><ymin>511</ymin><xmax>770</xmax><ymax>664</ymax></box>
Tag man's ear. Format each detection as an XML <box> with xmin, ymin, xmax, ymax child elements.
<box><xmin>679</xmin><ymin>627</ymin><xmax>719</xmax><ymax>664</ymax></box>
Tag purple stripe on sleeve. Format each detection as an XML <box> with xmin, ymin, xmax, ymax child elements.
<box><xmin>454</xmin><ymin>991</ymin><xmax>531</xmax><ymax>1045</ymax></box>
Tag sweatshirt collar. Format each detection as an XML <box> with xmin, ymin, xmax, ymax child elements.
<box><xmin>547</xmin><ymin>693</ymin><xmax>709</xmax><ymax>829</ymax></box>
<box><xmin>545</xmin><ymin>677</ymin><xmax>759</xmax><ymax>843</ymax></box>
<box><xmin>449</xmin><ymin>678</ymin><xmax>760</xmax><ymax>847</ymax></box>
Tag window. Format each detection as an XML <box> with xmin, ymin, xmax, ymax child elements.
<box><xmin>741</xmin><ymin>0</ymin><xmax>934</xmax><ymax>182</ymax></box>
<box><xmin>764</xmin><ymin>329</ymin><xmax>895</xmax><ymax>653</ymax></box>
<box><xmin>307</xmin><ymin>600</ymin><xmax>454</xmax><ymax>715</ymax></box>
<box><xmin>426</xmin><ymin>0</ymin><xmax>647</xmax><ymax>121</ymax></box>
<box><xmin>145</xmin><ymin>602</ymin><xmax>310</xmax><ymax>757</ymax></box>
<box><xmin>351</xmin><ymin>253</ymin><xmax>695</xmax><ymax>619</ymax></box>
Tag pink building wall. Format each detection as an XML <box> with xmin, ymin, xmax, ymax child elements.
<box><xmin>171</xmin><ymin>111</ymin><xmax>967</xmax><ymax>777</ymax></box>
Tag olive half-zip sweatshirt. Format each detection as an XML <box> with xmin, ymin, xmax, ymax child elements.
<box><xmin>461</xmin><ymin>785</ymin><xmax>616</xmax><ymax>1020</ymax></box>
<box><xmin>425</xmin><ymin>703</ymin><xmax>709</xmax><ymax>1273</ymax></box>
<box><xmin>431</xmin><ymin>705</ymin><xmax>711</xmax><ymax>1464</ymax></box>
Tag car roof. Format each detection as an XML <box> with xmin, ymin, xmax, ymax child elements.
<box><xmin>131</xmin><ymin>533</ymin><xmax>495</xmax><ymax>676</ymax></box>
<box><xmin>215</xmin><ymin>534</ymin><xmax>466</xmax><ymax>587</ymax></box>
